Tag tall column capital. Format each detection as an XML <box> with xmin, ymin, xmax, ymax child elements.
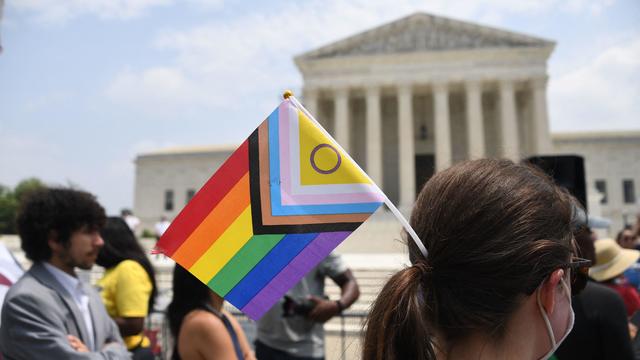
<box><xmin>365</xmin><ymin>85</ymin><xmax>381</xmax><ymax>98</ymax></box>
<box><xmin>464</xmin><ymin>79</ymin><xmax>482</xmax><ymax>92</ymax></box>
<box><xmin>334</xmin><ymin>86</ymin><xmax>349</xmax><ymax>98</ymax></box>
<box><xmin>397</xmin><ymin>83</ymin><xmax>413</xmax><ymax>97</ymax></box>
<box><xmin>432</xmin><ymin>81</ymin><xmax>448</xmax><ymax>93</ymax></box>
<box><xmin>498</xmin><ymin>79</ymin><xmax>515</xmax><ymax>91</ymax></box>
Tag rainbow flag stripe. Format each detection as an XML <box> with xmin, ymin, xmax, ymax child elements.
<box><xmin>156</xmin><ymin>99</ymin><xmax>384</xmax><ymax>320</ymax></box>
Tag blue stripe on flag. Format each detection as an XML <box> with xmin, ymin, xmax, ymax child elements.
<box><xmin>271</xmin><ymin>201</ymin><xmax>383</xmax><ymax>216</ymax></box>
<box><xmin>268</xmin><ymin>109</ymin><xmax>284</xmax><ymax>211</ymax></box>
<box><xmin>224</xmin><ymin>232</ymin><xmax>318</xmax><ymax>309</ymax></box>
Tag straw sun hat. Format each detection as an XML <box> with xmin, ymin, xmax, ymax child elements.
<box><xmin>589</xmin><ymin>239</ymin><xmax>640</xmax><ymax>282</ymax></box>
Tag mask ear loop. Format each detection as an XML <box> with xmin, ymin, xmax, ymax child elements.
<box><xmin>537</xmin><ymin>284</ymin><xmax>557</xmax><ymax>349</ymax></box>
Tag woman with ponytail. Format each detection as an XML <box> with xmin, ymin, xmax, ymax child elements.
<box><xmin>363</xmin><ymin>159</ymin><xmax>590</xmax><ymax>360</ymax></box>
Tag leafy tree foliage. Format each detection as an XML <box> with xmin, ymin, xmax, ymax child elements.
<box><xmin>0</xmin><ymin>178</ymin><xmax>45</xmax><ymax>234</ymax></box>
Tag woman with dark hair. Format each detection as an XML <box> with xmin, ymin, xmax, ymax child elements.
<box><xmin>97</xmin><ymin>216</ymin><xmax>157</xmax><ymax>359</ymax></box>
<box><xmin>167</xmin><ymin>265</ymin><xmax>255</xmax><ymax>360</ymax></box>
<box><xmin>363</xmin><ymin>159</ymin><xmax>590</xmax><ymax>360</ymax></box>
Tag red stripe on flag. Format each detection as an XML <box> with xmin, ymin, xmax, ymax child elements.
<box><xmin>0</xmin><ymin>273</ymin><xmax>12</xmax><ymax>286</ymax></box>
<box><xmin>156</xmin><ymin>140</ymin><xmax>249</xmax><ymax>256</ymax></box>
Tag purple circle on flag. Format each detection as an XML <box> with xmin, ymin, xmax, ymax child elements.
<box><xmin>310</xmin><ymin>144</ymin><xmax>341</xmax><ymax>174</ymax></box>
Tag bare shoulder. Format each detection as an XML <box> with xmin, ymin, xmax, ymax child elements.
<box><xmin>178</xmin><ymin>309</ymin><xmax>239</xmax><ymax>360</ymax></box>
<box><xmin>181</xmin><ymin>309</ymin><xmax>226</xmax><ymax>334</ymax></box>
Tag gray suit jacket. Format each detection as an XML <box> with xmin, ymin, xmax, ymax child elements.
<box><xmin>0</xmin><ymin>262</ymin><xmax>130</xmax><ymax>359</ymax></box>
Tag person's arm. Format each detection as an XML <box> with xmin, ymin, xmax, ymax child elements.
<box><xmin>112</xmin><ymin>317</ymin><xmax>145</xmax><ymax>337</ymax></box>
<box><xmin>307</xmin><ymin>269</ymin><xmax>360</xmax><ymax>323</ymax></box>
<box><xmin>179</xmin><ymin>311</ymin><xmax>239</xmax><ymax>360</ymax></box>
<box><xmin>1</xmin><ymin>293</ymin><xmax>129</xmax><ymax>360</ymax></box>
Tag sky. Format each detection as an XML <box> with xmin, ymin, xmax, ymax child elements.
<box><xmin>0</xmin><ymin>0</ymin><xmax>639</xmax><ymax>215</ymax></box>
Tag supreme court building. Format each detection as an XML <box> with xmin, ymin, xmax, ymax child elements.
<box><xmin>133</xmin><ymin>13</ymin><xmax>640</xmax><ymax>241</ymax></box>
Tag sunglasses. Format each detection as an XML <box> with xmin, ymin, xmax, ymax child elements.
<box><xmin>565</xmin><ymin>257</ymin><xmax>592</xmax><ymax>296</ymax></box>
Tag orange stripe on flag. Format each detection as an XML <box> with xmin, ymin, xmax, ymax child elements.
<box><xmin>155</xmin><ymin>140</ymin><xmax>249</xmax><ymax>256</ymax></box>
<box><xmin>171</xmin><ymin>172</ymin><xmax>251</xmax><ymax>268</ymax></box>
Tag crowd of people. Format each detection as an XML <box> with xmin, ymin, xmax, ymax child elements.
<box><xmin>0</xmin><ymin>159</ymin><xmax>639</xmax><ymax>360</ymax></box>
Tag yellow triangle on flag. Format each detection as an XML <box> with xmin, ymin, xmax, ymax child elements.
<box><xmin>298</xmin><ymin>111</ymin><xmax>371</xmax><ymax>186</ymax></box>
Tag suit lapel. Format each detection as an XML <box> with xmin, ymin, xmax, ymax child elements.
<box><xmin>29</xmin><ymin>263</ymin><xmax>93</xmax><ymax>349</ymax></box>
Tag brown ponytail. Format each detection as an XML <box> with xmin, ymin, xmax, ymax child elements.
<box><xmin>363</xmin><ymin>263</ymin><xmax>436</xmax><ymax>360</ymax></box>
<box><xmin>362</xmin><ymin>159</ymin><xmax>574</xmax><ymax>360</ymax></box>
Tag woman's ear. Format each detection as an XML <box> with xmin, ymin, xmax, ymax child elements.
<box><xmin>539</xmin><ymin>269</ymin><xmax>564</xmax><ymax>316</ymax></box>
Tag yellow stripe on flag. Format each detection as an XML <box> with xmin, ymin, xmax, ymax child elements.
<box><xmin>188</xmin><ymin>205</ymin><xmax>254</xmax><ymax>283</ymax></box>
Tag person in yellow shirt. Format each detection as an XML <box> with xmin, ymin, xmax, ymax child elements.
<box><xmin>97</xmin><ymin>217</ymin><xmax>157</xmax><ymax>360</ymax></box>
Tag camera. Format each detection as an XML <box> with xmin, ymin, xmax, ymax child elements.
<box><xmin>282</xmin><ymin>295</ymin><xmax>319</xmax><ymax>317</ymax></box>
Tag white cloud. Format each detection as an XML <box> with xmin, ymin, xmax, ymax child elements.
<box><xmin>102</xmin><ymin>0</ymin><xmax>619</xmax><ymax>116</ymax></box>
<box><xmin>549</xmin><ymin>37</ymin><xmax>640</xmax><ymax>131</ymax></box>
<box><xmin>10</xmin><ymin>0</ymin><xmax>173</xmax><ymax>24</ymax></box>
<box><xmin>105</xmin><ymin>66</ymin><xmax>215</xmax><ymax>111</ymax></box>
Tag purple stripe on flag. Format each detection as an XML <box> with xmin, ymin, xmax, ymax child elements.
<box><xmin>241</xmin><ymin>231</ymin><xmax>351</xmax><ymax>320</ymax></box>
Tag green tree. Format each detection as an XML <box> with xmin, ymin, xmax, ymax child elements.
<box><xmin>14</xmin><ymin>178</ymin><xmax>45</xmax><ymax>202</ymax></box>
<box><xmin>0</xmin><ymin>185</ymin><xmax>18</xmax><ymax>234</ymax></box>
<box><xmin>0</xmin><ymin>178</ymin><xmax>46</xmax><ymax>234</ymax></box>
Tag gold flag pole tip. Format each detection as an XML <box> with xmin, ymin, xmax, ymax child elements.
<box><xmin>283</xmin><ymin>90</ymin><xmax>294</xmax><ymax>99</ymax></box>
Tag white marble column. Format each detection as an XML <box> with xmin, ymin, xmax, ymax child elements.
<box><xmin>303</xmin><ymin>87</ymin><xmax>319</xmax><ymax>117</ymax></box>
<box><xmin>434</xmin><ymin>82</ymin><xmax>452</xmax><ymax>172</ymax></box>
<box><xmin>334</xmin><ymin>87</ymin><xmax>350</xmax><ymax>152</ymax></box>
<box><xmin>365</xmin><ymin>86</ymin><xmax>383</xmax><ymax>187</ymax></box>
<box><xmin>465</xmin><ymin>80</ymin><xmax>485</xmax><ymax>159</ymax></box>
<box><xmin>531</xmin><ymin>77</ymin><xmax>552</xmax><ymax>155</ymax></box>
<box><xmin>398</xmin><ymin>84</ymin><xmax>415</xmax><ymax>209</ymax></box>
<box><xmin>499</xmin><ymin>80</ymin><xmax>520</xmax><ymax>160</ymax></box>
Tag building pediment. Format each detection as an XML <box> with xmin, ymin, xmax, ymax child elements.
<box><xmin>297</xmin><ymin>12</ymin><xmax>554</xmax><ymax>61</ymax></box>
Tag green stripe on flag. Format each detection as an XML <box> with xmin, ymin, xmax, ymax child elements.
<box><xmin>208</xmin><ymin>233</ymin><xmax>285</xmax><ymax>296</ymax></box>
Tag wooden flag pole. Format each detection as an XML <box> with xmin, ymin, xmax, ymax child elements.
<box><xmin>285</xmin><ymin>90</ymin><xmax>428</xmax><ymax>259</ymax></box>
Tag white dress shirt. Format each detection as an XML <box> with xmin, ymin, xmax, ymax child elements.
<box><xmin>43</xmin><ymin>262</ymin><xmax>95</xmax><ymax>351</ymax></box>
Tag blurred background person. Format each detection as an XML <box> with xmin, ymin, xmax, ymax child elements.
<box><xmin>616</xmin><ymin>226</ymin><xmax>640</xmax><ymax>291</ymax></box>
<box><xmin>121</xmin><ymin>209</ymin><xmax>140</xmax><ymax>234</ymax></box>
<box><xmin>363</xmin><ymin>159</ymin><xmax>581</xmax><ymax>360</ymax></box>
<box><xmin>0</xmin><ymin>242</ymin><xmax>24</xmax><ymax>326</ymax></box>
<box><xmin>554</xmin><ymin>225</ymin><xmax>635</xmax><ymax>359</ymax></box>
<box><xmin>618</xmin><ymin>226</ymin><xmax>639</xmax><ymax>250</ymax></box>
<box><xmin>97</xmin><ymin>216</ymin><xmax>157</xmax><ymax>360</ymax></box>
<box><xmin>167</xmin><ymin>265</ymin><xmax>255</xmax><ymax>360</ymax></box>
<box><xmin>255</xmin><ymin>252</ymin><xmax>359</xmax><ymax>360</ymax></box>
<box><xmin>154</xmin><ymin>216</ymin><xmax>170</xmax><ymax>240</ymax></box>
<box><xmin>590</xmin><ymin>238</ymin><xmax>640</xmax><ymax>316</ymax></box>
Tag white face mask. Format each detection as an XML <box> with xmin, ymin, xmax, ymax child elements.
<box><xmin>536</xmin><ymin>277</ymin><xmax>575</xmax><ymax>360</ymax></box>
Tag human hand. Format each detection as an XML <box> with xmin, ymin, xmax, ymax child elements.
<box><xmin>306</xmin><ymin>296</ymin><xmax>340</xmax><ymax>323</ymax></box>
<box><xmin>629</xmin><ymin>322</ymin><xmax>638</xmax><ymax>339</ymax></box>
<box><xmin>67</xmin><ymin>335</ymin><xmax>89</xmax><ymax>352</ymax></box>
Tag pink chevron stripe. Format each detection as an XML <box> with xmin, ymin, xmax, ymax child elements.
<box><xmin>278</xmin><ymin>102</ymin><xmax>384</xmax><ymax>206</ymax></box>
<box><xmin>241</xmin><ymin>231</ymin><xmax>351</xmax><ymax>320</ymax></box>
